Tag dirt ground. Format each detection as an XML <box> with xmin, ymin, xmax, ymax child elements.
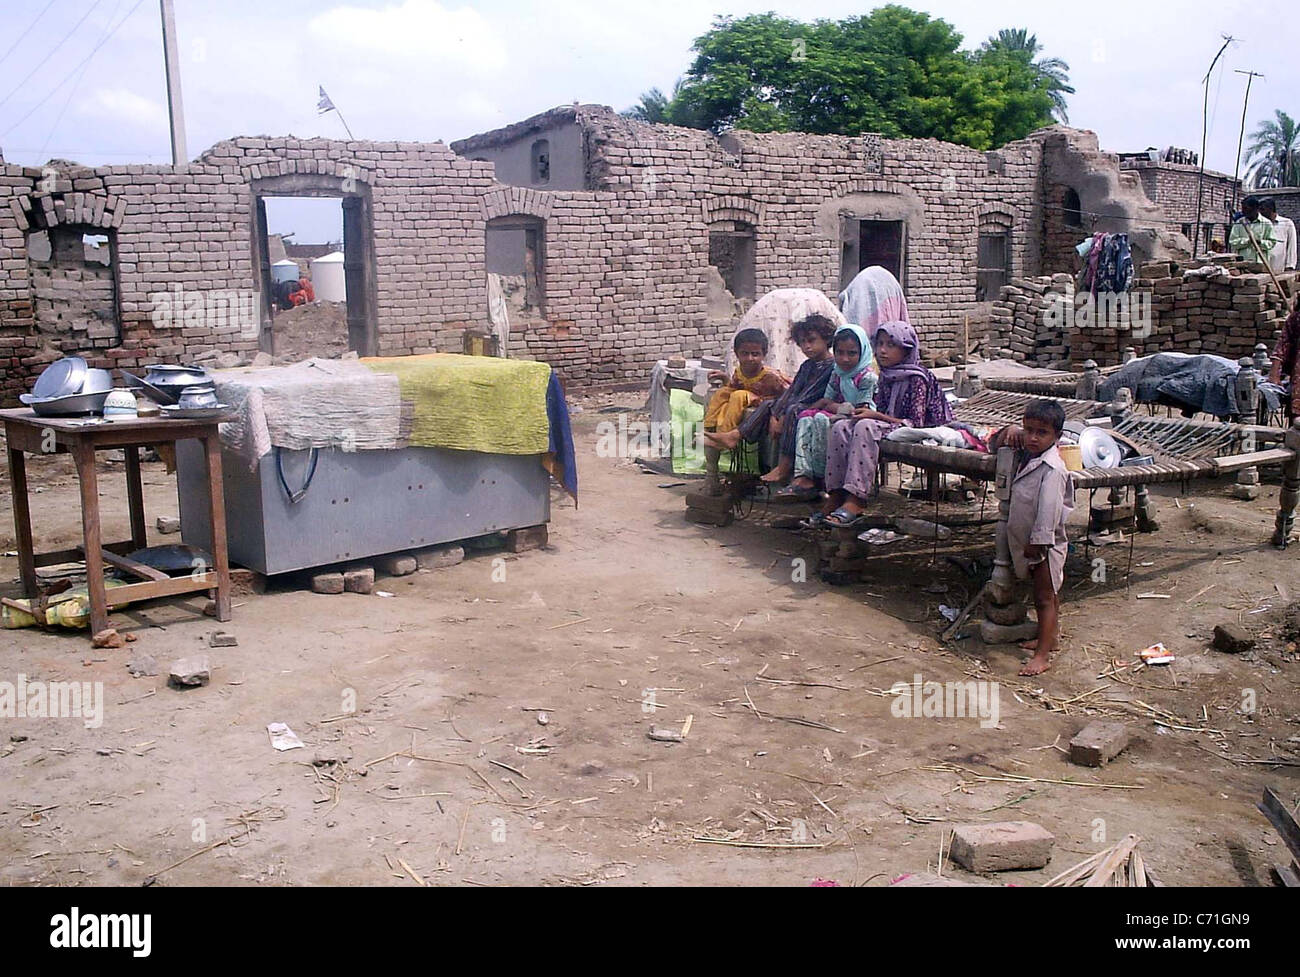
<box><xmin>1</xmin><ymin>394</ymin><xmax>1298</xmax><ymax>887</ymax></box>
<box><xmin>268</xmin><ymin>301</ymin><xmax>349</xmax><ymax>361</ymax></box>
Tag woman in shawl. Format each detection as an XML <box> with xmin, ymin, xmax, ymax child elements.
<box><xmin>838</xmin><ymin>265</ymin><xmax>909</xmax><ymax>338</ymax></box>
<box><xmin>816</xmin><ymin>320</ymin><xmax>952</xmax><ymax>527</ymax></box>
<box><xmin>776</xmin><ymin>325</ymin><xmax>877</xmax><ymax>497</ymax></box>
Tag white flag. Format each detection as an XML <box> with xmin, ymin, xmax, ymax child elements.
<box><xmin>317</xmin><ymin>86</ymin><xmax>336</xmax><ymax>114</ymax></box>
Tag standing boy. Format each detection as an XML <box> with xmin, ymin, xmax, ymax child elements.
<box><xmin>1260</xmin><ymin>198</ymin><xmax>1297</xmax><ymax>273</ymax></box>
<box><xmin>989</xmin><ymin>399</ymin><xmax>1074</xmax><ymax>676</ymax></box>
<box><xmin>1229</xmin><ymin>195</ymin><xmax>1277</xmax><ymax>266</ymax></box>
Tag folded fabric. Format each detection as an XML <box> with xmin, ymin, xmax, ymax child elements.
<box><xmin>885</xmin><ymin>424</ymin><xmax>967</xmax><ymax>448</ymax></box>
<box><xmin>362</xmin><ymin>353</ymin><xmax>550</xmax><ymax>454</ymax></box>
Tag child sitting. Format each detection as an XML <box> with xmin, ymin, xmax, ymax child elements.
<box><xmin>699</xmin><ymin>327</ymin><xmax>789</xmax><ymax>494</ymax></box>
<box><xmin>786</xmin><ymin>325</ymin><xmax>877</xmax><ymax>493</ymax></box>
<box><xmin>988</xmin><ymin>399</ymin><xmax>1074</xmax><ymax>676</ymax></box>
<box><xmin>703</xmin><ymin>314</ymin><xmax>837</xmax><ymax>487</ymax></box>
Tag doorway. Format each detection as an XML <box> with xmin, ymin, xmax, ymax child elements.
<box><xmin>251</xmin><ymin>174</ymin><xmax>377</xmax><ymax>358</ymax></box>
<box><xmin>840</xmin><ymin>218</ymin><xmax>905</xmax><ymax>290</ymax></box>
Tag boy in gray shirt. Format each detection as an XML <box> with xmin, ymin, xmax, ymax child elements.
<box><xmin>989</xmin><ymin>400</ymin><xmax>1074</xmax><ymax>676</ymax></box>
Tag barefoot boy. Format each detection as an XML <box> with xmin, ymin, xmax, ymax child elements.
<box><xmin>698</xmin><ymin>328</ymin><xmax>788</xmax><ymax>494</ymax></box>
<box><xmin>989</xmin><ymin>399</ymin><xmax>1074</xmax><ymax>676</ymax></box>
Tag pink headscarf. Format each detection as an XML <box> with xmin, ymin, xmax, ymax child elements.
<box><xmin>838</xmin><ymin>266</ymin><xmax>909</xmax><ymax>337</ymax></box>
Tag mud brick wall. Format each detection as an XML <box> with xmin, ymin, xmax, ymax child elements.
<box><xmin>29</xmin><ymin>229</ymin><xmax>119</xmax><ymax>348</ymax></box>
<box><xmin>1120</xmin><ymin>160</ymin><xmax>1238</xmax><ymax>234</ymax></box>
<box><xmin>1</xmin><ymin>109</ymin><xmax>1206</xmax><ymax>400</ymax></box>
<box><xmin>497</xmin><ymin>107</ymin><xmax>1046</xmax><ymax>381</ymax></box>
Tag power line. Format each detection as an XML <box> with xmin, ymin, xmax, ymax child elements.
<box><xmin>0</xmin><ymin>0</ymin><xmax>107</xmax><ymax>112</ymax></box>
<box><xmin>0</xmin><ymin>0</ymin><xmax>62</xmax><ymax>70</ymax></box>
<box><xmin>38</xmin><ymin>0</ymin><xmax>125</xmax><ymax>159</ymax></box>
<box><xmin>1</xmin><ymin>0</ymin><xmax>147</xmax><ymax>140</ymax></box>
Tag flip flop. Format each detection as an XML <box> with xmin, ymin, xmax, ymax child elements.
<box><xmin>825</xmin><ymin>506</ymin><xmax>868</xmax><ymax>528</ymax></box>
<box><xmin>799</xmin><ymin>512</ymin><xmax>829</xmax><ymax>529</ymax></box>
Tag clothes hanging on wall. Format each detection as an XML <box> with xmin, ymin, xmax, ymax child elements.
<box><xmin>1075</xmin><ymin>232</ymin><xmax>1133</xmax><ymax>294</ymax></box>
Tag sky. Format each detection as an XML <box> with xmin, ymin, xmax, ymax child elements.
<box><xmin>0</xmin><ymin>0</ymin><xmax>1294</xmax><ymax>242</ymax></box>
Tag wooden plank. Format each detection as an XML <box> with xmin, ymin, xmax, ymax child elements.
<box><xmin>203</xmin><ymin>434</ymin><xmax>232</xmax><ymax>622</ymax></box>
<box><xmin>34</xmin><ymin>540</ymin><xmax>135</xmax><ymax>569</ymax></box>
<box><xmin>1212</xmin><ymin>448</ymin><xmax>1295</xmax><ymax>473</ymax></box>
<box><xmin>7</xmin><ymin>446</ymin><xmax>37</xmax><ymax>599</ymax></box>
<box><xmin>102</xmin><ymin>573</ymin><xmax>218</xmax><ymax>604</ymax></box>
<box><xmin>72</xmin><ymin>441</ymin><xmax>109</xmax><ymax>636</ymax></box>
<box><xmin>1083</xmin><ymin>834</ymin><xmax>1141</xmax><ymax>887</ymax></box>
<box><xmin>1257</xmin><ymin>787</ymin><xmax>1300</xmax><ymax>864</ymax></box>
<box><xmin>79</xmin><ymin>546</ymin><xmax>169</xmax><ymax>582</ymax></box>
<box><xmin>124</xmin><ymin>445</ymin><xmax>148</xmax><ymax>549</ymax></box>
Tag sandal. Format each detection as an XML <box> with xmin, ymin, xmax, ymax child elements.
<box><xmin>799</xmin><ymin>512</ymin><xmax>829</xmax><ymax>529</ymax></box>
<box><xmin>825</xmin><ymin>506</ymin><xmax>868</xmax><ymax>528</ymax></box>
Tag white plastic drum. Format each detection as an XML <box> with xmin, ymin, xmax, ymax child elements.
<box><xmin>310</xmin><ymin>251</ymin><xmax>346</xmax><ymax>303</ymax></box>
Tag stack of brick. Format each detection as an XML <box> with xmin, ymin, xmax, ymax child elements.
<box><xmin>1068</xmin><ymin>258</ymin><xmax>1293</xmax><ymax>365</ymax></box>
<box><xmin>986</xmin><ymin>274</ymin><xmax>1073</xmax><ymax>365</ymax></box>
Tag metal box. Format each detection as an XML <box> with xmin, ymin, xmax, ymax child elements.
<box><xmin>176</xmin><ymin>441</ymin><xmax>550</xmax><ymax>575</ymax></box>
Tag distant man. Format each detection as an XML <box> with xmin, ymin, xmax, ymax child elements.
<box><xmin>1260</xmin><ymin>198</ymin><xmax>1297</xmax><ymax>273</ymax></box>
<box><xmin>1229</xmin><ymin>195</ymin><xmax>1277</xmax><ymax>266</ymax></box>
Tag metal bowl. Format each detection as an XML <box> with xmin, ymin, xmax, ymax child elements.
<box><xmin>177</xmin><ymin>384</ymin><xmax>219</xmax><ymax>409</ymax></box>
<box><xmin>19</xmin><ymin>390</ymin><xmax>112</xmax><ymax>416</ymax></box>
<box><xmin>31</xmin><ymin>356</ymin><xmax>88</xmax><ymax>399</ymax></box>
<box><xmin>144</xmin><ymin>364</ymin><xmax>210</xmax><ymax>387</ymax></box>
<box><xmin>81</xmin><ymin>368</ymin><xmax>113</xmax><ymax>394</ymax></box>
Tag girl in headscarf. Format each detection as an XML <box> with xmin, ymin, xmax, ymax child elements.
<box><xmin>779</xmin><ymin>325</ymin><xmax>877</xmax><ymax>498</ymax></box>
<box><xmin>838</xmin><ymin>266</ymin><xmax>909</xmax><ymax>338</ymax></box>
<box><xmin>817</xmin><ymin>321</ymin><xmax>952</xmax><ymax>527</ymax></box>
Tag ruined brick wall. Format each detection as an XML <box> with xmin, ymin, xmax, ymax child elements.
<box><xmin>1120</xmin><ymin>160</ymin><xmax>1239</xmax><ymax>242</ymax></box>
<box><xmin>484</xmin><ymin>107</ymin><xmax>1045</xmax><ymax>380</ymax></box>
<box><xmin>0</xmin><ymin>139</ymin><xmax>502</xmax><ymax>400</ymax></box>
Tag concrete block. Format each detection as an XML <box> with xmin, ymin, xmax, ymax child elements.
<box><xmin>949</xmin><ymin>821</ymin><xmax>1054</xmax><ymax>872</ymax></box>
<box><xmin>375</xmin><ymin>553</ymin><xmax>417</xmax><ymax>576</ymax></box>
<box><xmin>311</xmin><ymin>571</ymin><xmax>345</xmax><ymax>594</ymax></box>
<box><xmin>343</xmin><ymin>566</ymin><xmax>375</xmax><ymax>593</ymax></box>
<box><xmin>506</xmin><ymin>525</ymin><xmax>548</xmax><ymax>553</ymax></box>
<box><xmin>1069</xmin><ymin>721</ymin><xmax>1131</xmax><ymax>767</ymax></box>
<box><xmin>208</xmin><ymin>631</ymin><xmax>238</xmax><ymax>648</ymax></box>
<box><xmin>414</xmin><ymin>545</ymin><xmax>464</xmax><ymax>569</ymax></box>
<box><xmin>156</xmin><ymin>515</ymin><xmax>181</xmax><ymax>534</ymax></box>
<box><xmin>229</xmin><ymin>568</ymin><xmax>266</xmax><ymax>596</ymax></box>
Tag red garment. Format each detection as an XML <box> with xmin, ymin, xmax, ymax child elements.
<box><xmin>1270</xmin><ymin>303</ymin><xmax>1300</xmax><ymax>419</ymax></box>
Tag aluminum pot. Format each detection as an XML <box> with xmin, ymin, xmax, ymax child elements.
<box><xmin>176</xmin><ymin>384</ymin><xmax>219</xmax><ymax>409</ymax></box>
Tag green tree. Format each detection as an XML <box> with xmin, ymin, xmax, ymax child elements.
<box><xmin>1245</xmin><ymin>110</ymin><xmax>1300</xmax><ymax>188</ymax></box>
<box><xmin>980</xmin><ymin>28</ymin><xmax>1073</xmax><ymax>123</ymax></box>
<box><xmin>652</xmin><ymin>7</ymin><xmax>1059</xmax><ymax>149</ymax></box>
<box><xmin>623</xmin><ymin>87</ymin><xmax>670</xmax><ymax>123</ymax></box>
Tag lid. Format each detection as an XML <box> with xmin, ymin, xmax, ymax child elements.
<box><xmin>32</xmin><ymin>356</ymin><xmax>88</xmax><ymax>399</ymax></box>
<box><xmin>1079</xmin><ymin>427</ymin><xmax>1122</xmax><ymax>469</ymax></box>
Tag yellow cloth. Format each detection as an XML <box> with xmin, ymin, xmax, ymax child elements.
<box><xmin>704</xmin><ymin>366</ymin><xmax>786</xmax><ymax>431</ymax></box>
<box><xmin>361</xmin><ymin>353</ymin><xmax>551</xmax><ymax>454</ymax></box>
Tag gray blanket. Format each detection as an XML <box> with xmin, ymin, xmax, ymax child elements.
<box><xmin>1098</xmin><ymin>353</ymin><xmax>1261</xmax><ymax>418</ymax></box>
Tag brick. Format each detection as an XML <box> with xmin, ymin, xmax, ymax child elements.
<box><xmin>343</xmin><ymin>566</ymin><xmax>375</xmax><ymax>593</ymax></box>
<box><xmin>208</xmin><ymin>630</ymin><xmax>238</xmax><ymax>647</ymax></box>
<box><xmin>1069</xmin><ymin>721</ymin><xmax>1131</xmax><ymax>767</ymax></box>
<box><xmin>169</xmin><ymin>655</ymin><xmax>211</xmax><ymax>687</ymax></box>
<box><xmin>1212</xmin><ymin>623</ymin><xmax>1254</xmax><ymax>653</ymax></box>
<box><xmin>506</xmin><ymin>525</ymin><xmax>548</xmax><ymax>553</ymax></box>
<box><xmin>229</xmin><ymin>567</ymin><xmax>266</xmax><ymax>596</ymax></box>
<box><xmin>311</xmin><ymin>571</ymin><xmax>345</xmax><ymax>594</ymax></box>
<box><xmin>413</xmin><ymin>544</ymin><xmax>464</xmax><ymax>569</ymax></box>
<box><xmin>375</xmin><ymin>553</ymin><xmax>417</xmax><ymax>576</ymax></box>
<box><xmin>948</xmin><ymin>821</ymin><xmax>1054</xmax><ymax>872</ymax></box>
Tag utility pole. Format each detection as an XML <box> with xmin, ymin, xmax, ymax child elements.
<box><xmin>1232</xmin><ymin>69</ymin><xmax>1264</xmax><ymax>210</ymax></box>
<box><xmin>160</xmin><ymin>0</ymin><xmax>187</xmax><ymax>165</ymax></box>
<box><xmin>1193</xmin><ymin>34</ymin><xmax>1234</xmax><ymax>258</ymax></box>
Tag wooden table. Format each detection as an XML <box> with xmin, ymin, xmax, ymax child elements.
<box><xmin>1</xmin><ymin>409</ymin><xmax>231</xmax><ymax>636</ymax></box>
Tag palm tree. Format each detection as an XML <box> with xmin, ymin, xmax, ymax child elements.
<box><xmin>1245</xmin><ymin>110</ymin><xmax>1300</xmax><ymax>188</ymax></box>
<box><xmin>982</xmin><ymin>28</ymin><xmax>1074</xmax><ymax>123</ymax></box>
<box><xmin>623</xmin><ymin>87</ymin><xmax>670</xmax><ymax>123</ymax></box>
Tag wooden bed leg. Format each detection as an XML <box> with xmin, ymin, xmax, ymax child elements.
<box><xmin>1272</xmin><ymin>422</ymin><xmax>1300</xmax><ymax>549</ymax></box>
<box><xmin>1134</xmin><ymin>484</ymin><xmax>1159</xmax><ymax>533</ymax></box>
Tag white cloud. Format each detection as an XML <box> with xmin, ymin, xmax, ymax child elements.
<box><xmin>77</xmin><ymin>88</ymin><xmax>168</xmax><ymax>130</ymax></box>
<box><xmin>307</xmin><ymin>0</ymin><xmax>507</xmax><ymax>72</ymax></box>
